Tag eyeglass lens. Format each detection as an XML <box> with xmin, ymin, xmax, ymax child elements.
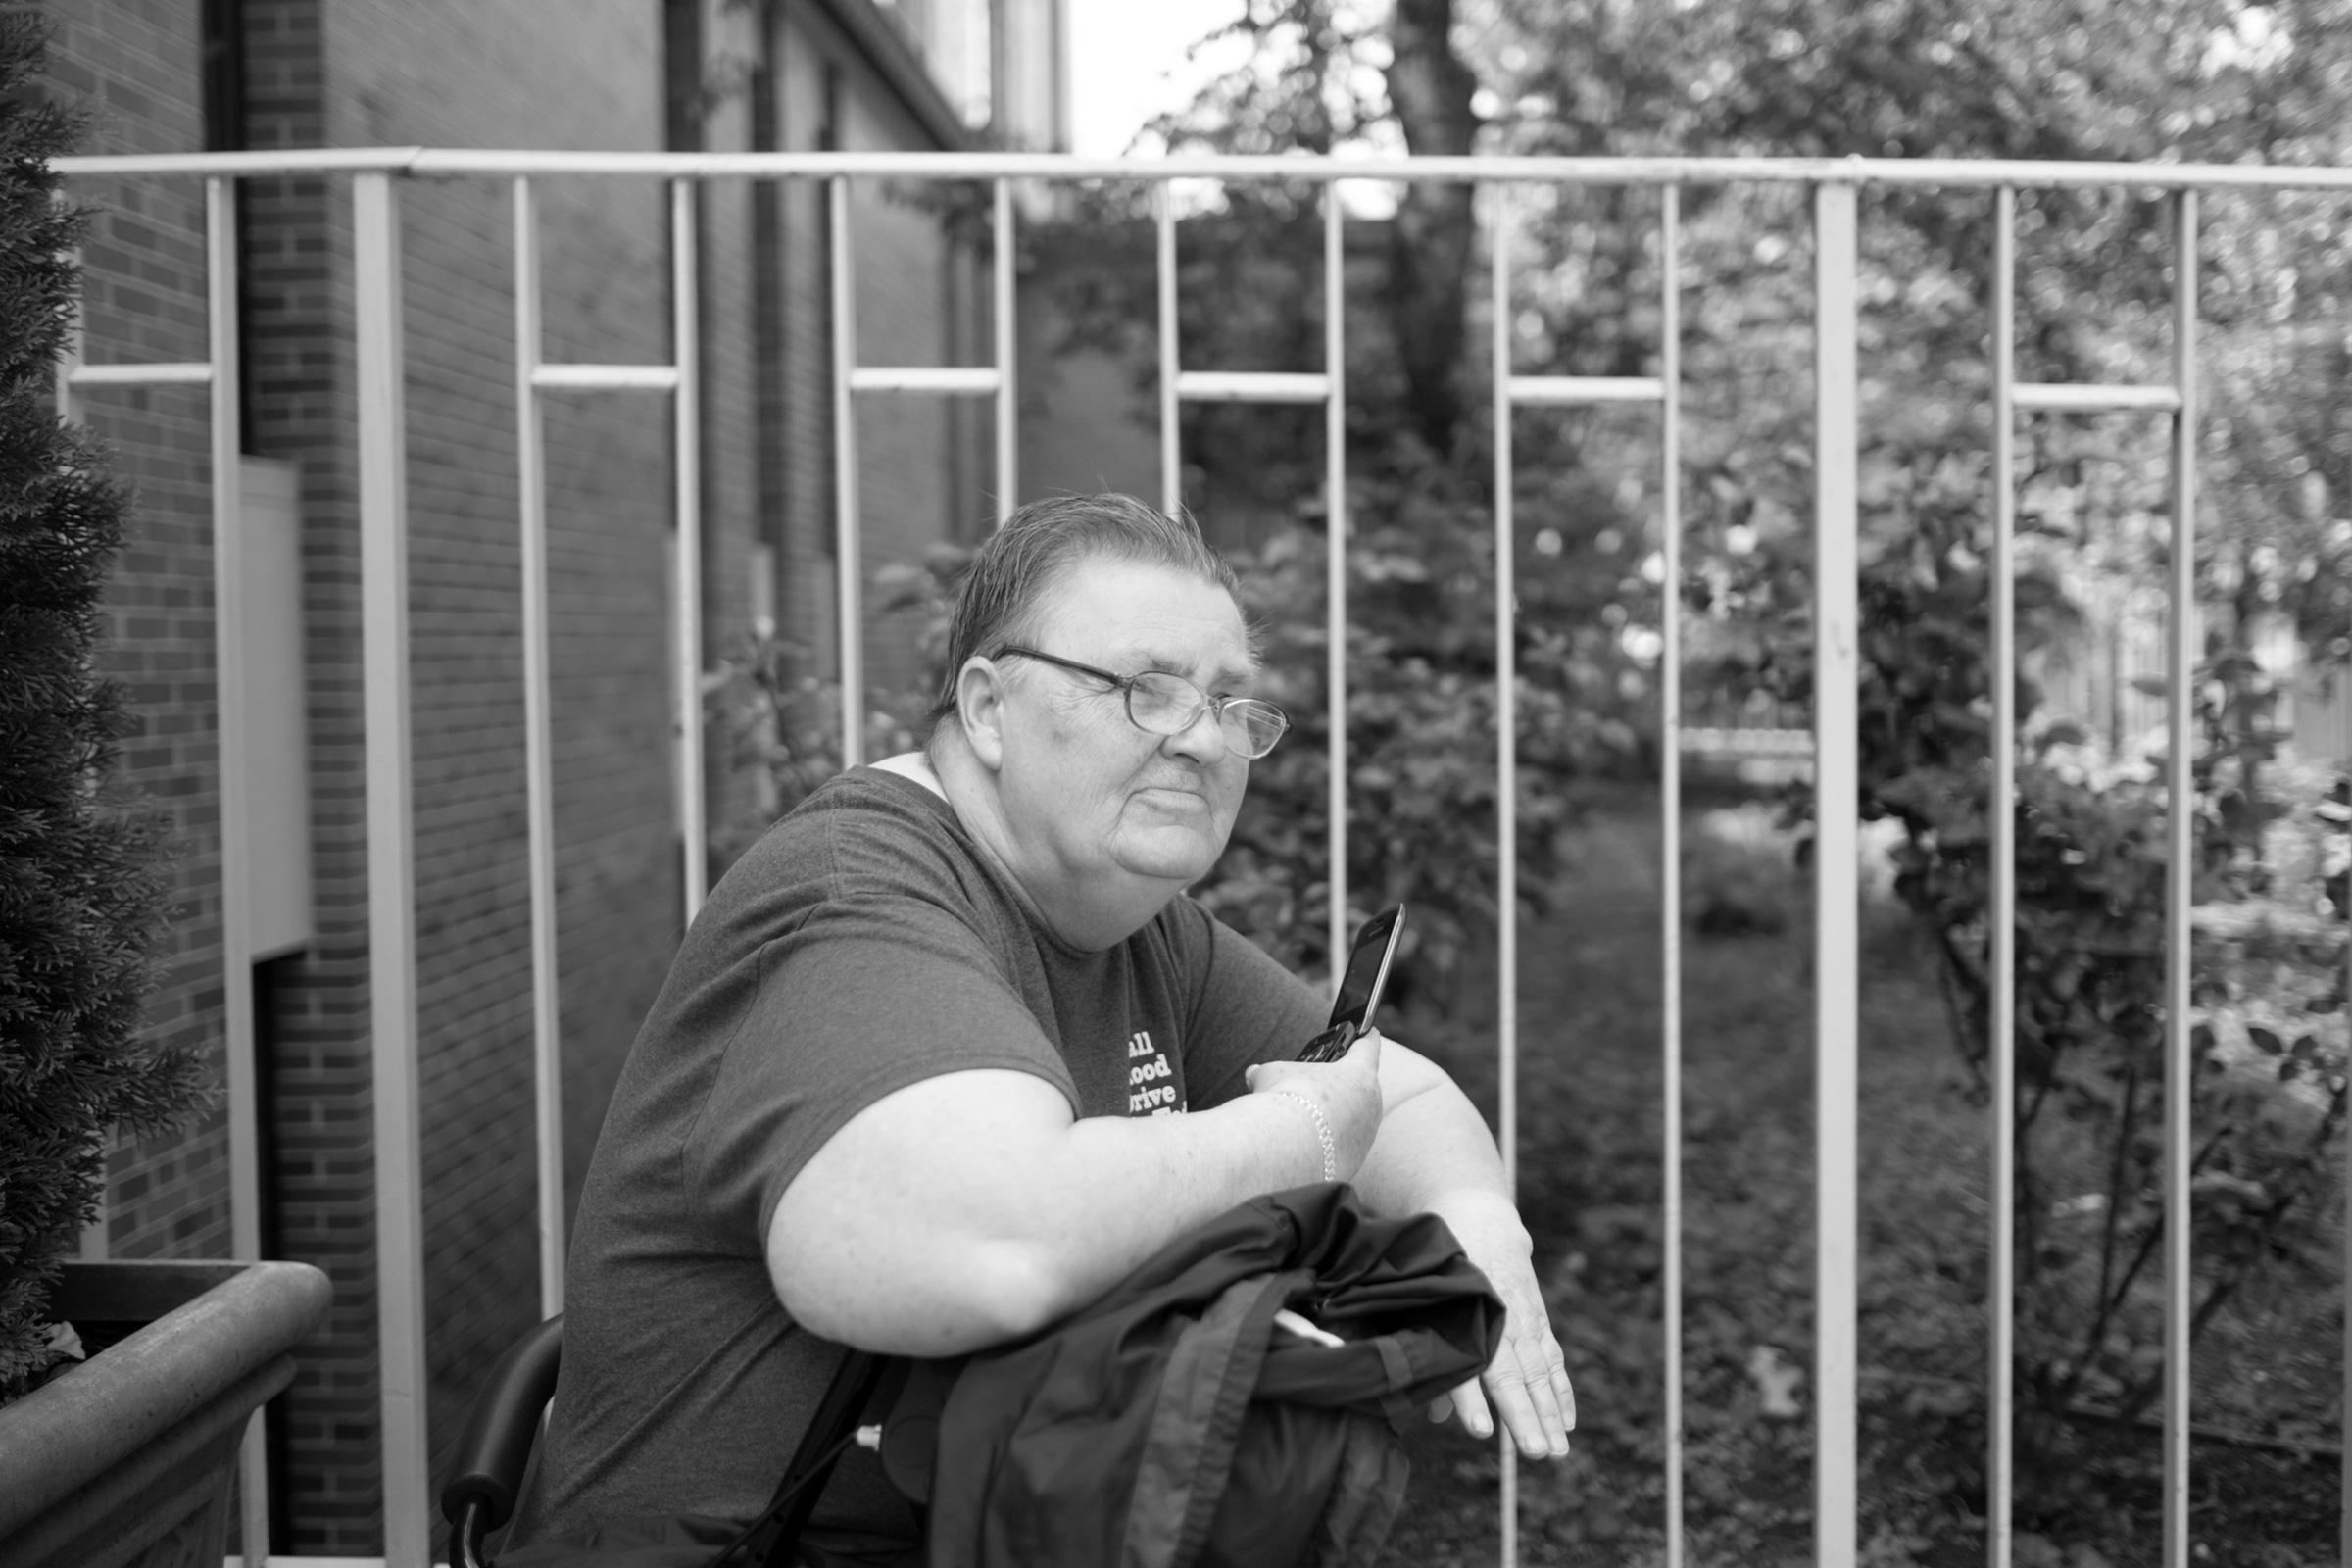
<box><xmin>1125</xmin><ymin>672</ymin><xmax>1287</xmax><ymax>758</ymax></box>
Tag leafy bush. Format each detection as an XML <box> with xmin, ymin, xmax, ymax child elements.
<box><xmin>1716</xmin><ymin>485</ymin><xmax>2350</xmax><ymax>1503</ymax></box>
<box><xmin>0</xmin><ymin>15</ymin><xmax>206</xmax><ymax>1401</ymax></box>
<box><xmin>1195</xmin><ymin>458</ymin><xmax>1646</xmax><ymax>1001</ymax></box>
<box><xmin>702</xmin><ymin>554</ymin><xmax>957</xmax><ymax>870</ymax></box>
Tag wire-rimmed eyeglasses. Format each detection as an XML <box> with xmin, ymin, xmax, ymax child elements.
<box><xmin>990</xmin><ymin>645</ymin><xmax>1291</xmax><ymax>759</ymax></box>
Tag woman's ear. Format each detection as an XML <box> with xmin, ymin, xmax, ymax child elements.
<box><xmin>957</xmin><ymin>657</ymin><xmax>1007</xmax><ymax>771</ymax></box>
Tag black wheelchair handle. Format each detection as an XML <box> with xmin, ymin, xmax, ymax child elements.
<box><xmin>440</xmin><ymin>1313</ymin><xmax>565</xmax><ymax>1536</ymax></box>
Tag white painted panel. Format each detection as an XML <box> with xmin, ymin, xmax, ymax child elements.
<box><xmin>238</xmin><ymin>456</ymin><xmax>314</xmax><ymax>959</ymax></box>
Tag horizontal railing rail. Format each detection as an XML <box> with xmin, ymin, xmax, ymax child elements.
<box><xmin>50</xmin><ymin>147</ymin><xmax>2350</xmax><ymax>1568</ymax></box>
<box><xmin>56</xmin><ymin>146</ymin><xmax>2352</xmax><ymax>189</ymax></box>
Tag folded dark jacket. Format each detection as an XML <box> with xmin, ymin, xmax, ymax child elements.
<box><xmin>924</xmin><ymin>1183</ymin><xmax>1505</xmax><ymax>1568</ymax></box>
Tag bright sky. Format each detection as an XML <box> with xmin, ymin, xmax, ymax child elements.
<box><xmin>1067</xmin><ymin>0</ymin><xmax>1249</xmax><ymax>157</ymax></box>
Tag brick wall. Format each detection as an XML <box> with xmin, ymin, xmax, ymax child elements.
<box><xmin>769</xmin><ymin>0</ymin><xmax>997</xmax><ymax>710</ymax></box>
<box><xmin>40</xmin><ymin>0</ymin><xmax>999</xmax><ymax>1551</ymax></box>
<box><xmin>38</xmin><ymin>2</ymin><xmax>237</xmax><ymax>1262</ymax></box>
<box><xmin>231</xmin><ymin>1</ymin><xmax>383</xmax><ymax>1544</ymax></box>
<box><xmin>769</xmin><ymin>28</ymin><xmax>842</xmax><ymax>701</ymax></box>
<box><xmin>40</xmin><ymin>0</ymin><xmax>685</xmax><ymax>1548</ymax></box>
<box><xmin>685</xmin><ymin>0</ymin><xmax>768</xmax><ymax>858</ymax></box>
<box><xmin>300</xmin><ymin>2</ymin><xmax>680</xmax><ymax>1548</ymax></box>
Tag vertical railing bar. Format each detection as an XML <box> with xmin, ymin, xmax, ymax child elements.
<box><xmin>994</xmin><ymin>178</ymin><xmax>1017</xmax><ymax>526</ymax></box>
<box><xmin>1489</xmin><ymin>180</ymin><xmax>1520</xmax><ymax>1568</ymax></box>
<box><xmin>514</xmin><ymin>175</ymin><xmax>565</xmax><ymax>1320</ymax></box>
<box><xmin>1811</xmin><ymin>179</ymin><xmax>1862</xmax><ymax>1568</ymax></box>
<box><xmin>1325</xmin><ymin>185</ymin><xmax>1349</xmax><ymax>989</ymax></box>
<box><xmin>1658</xmin><ymin>181</ymin><xmax>1686</xmax><ymax>1568</ymax></box>
<box><xmin>830</xmin><ymin>176</ymin><xmax>864</xmax><ymax>771</ymax></box>
<box><xmin>207</xmin><ymin>172</ymin><xmax>270</xmax><ymax>1567</ymax></box>
<box><xmin>355</xmin><ymin>169</ymin><xmax>429</xmax><ymax>1568</ymax></box>
<box><xmin>2163</xmin><ymin>186</ymin><xmax>2199</xmax><ymax>1568</ymax></box>
<box><xmin>1157</xmin><ymin>184</ymin><xmax>1180</xmax><ymax>518</ymax></box>
<box><xmin>1988</xmin><ymin>184</ymin><xmax>2019</xmax><ymax>1568</ymax></box>
<box><xmin>673</xmin><ymin>179</ymin><xmax>707</xmax><ymax>921</ymax></box>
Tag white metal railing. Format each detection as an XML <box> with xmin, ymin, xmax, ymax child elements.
<box><xmin>828</xmin><ymin>176</ymin><xmax>1019</xmax><ymax>773</ymax></box>
<box><xmin>57</xmin><ymin>174</ymin><xmax>272</xmax><ymax>1564</ymax></box>
<box><xmin>51</xmin><ymin>146</ymin><xmax>2352</xmax><ymax>1568</ymax></box>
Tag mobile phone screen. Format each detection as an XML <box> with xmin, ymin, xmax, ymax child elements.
<box><xmin>1296</xmin><ymin>906</ymin><xmax>1406</xmax><ymax>1062</ymax></box>
<box><xmin>1328</xmin><ymin>906</ymin><xmax>1403</xmax><ymax>1033</ymax></box>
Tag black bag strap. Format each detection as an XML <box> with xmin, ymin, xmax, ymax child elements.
<box><xmin>710</xmin><ymin>1348</ymin><xmax>895</xmax><ymax>1568</ymax></box>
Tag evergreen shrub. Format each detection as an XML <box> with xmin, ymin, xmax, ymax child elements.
<box><xmin>0</xmin><ymin>15</ymin><xmax>208</xmax><ymax>1402</ymax></box>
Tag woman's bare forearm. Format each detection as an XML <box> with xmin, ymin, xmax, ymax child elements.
<box><xmin>1351</xmin><ymin>1050</ymin><xmax>1517</xmax><ymax>1222</ymax></box>
<box><xmin>769</xmin><ymin>1073</ymin><xmax>1338</xmax><ymax>1353</ymax></box>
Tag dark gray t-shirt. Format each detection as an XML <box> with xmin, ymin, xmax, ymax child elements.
<box><xmin>510</xmin><ymin>768</ymin><xmax>1326</xmax><ymax>1556</ymax></box>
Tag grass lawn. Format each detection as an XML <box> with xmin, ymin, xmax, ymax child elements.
<box><xmin>1375</xmin><ymin>787</ymin><xmax>2342</xmax><ymax>1568</ymax></box>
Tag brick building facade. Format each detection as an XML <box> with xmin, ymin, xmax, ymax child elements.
<box><xmin>36</xmin><ymin>0</ymin><xmax>1059</xmax><ymax>1552</ymax></box>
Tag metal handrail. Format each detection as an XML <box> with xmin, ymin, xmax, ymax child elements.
<box><xmin>56</xmin><ymin>145</ymin><xmax>2352</xmax><ymax>189</ymax></box>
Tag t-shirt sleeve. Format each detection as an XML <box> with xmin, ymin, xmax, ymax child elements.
<box><xmin>685</xmin><ymin>890</ymin><xmax>1080</xmax><ymax>1250</ymax></box>
<box><xmin>1166</xmin><ymin>898</ymin><xmax>1329</xmax><ymax>1111</ymax></box>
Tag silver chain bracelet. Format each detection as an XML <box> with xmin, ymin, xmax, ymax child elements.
<box><xmin>1269</xmin><ymin>1091</ymin><xmax>1338</xmax><ymax>1183</ymax></box>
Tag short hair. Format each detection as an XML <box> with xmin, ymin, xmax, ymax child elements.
<box><xmin>926</xmin><ymin>493</ymin><xmax>1243</xmax><ymax>734</ymax></box>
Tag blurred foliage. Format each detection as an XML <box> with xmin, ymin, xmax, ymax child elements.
<box><xmin>1738</xmin><ymin>495</ymin><xmax>2350</xmax><ymax>1522</ymax></box>
<box><xmin>1057</xmin><ymin>0</ymin><xmax>2352</xmax><ymax>1552</ymax></box>
<box><xmin>1193</xmin><ymin>455</ymin><xmax>1647</xmax><ymax>999</ymax></box>
<box><xmin>1086</xmin><ymin>0</ymin><xmax>2352</xmax><ymax>665</ymax></box>
<box><xmin>1481</xmin><ymin>0</ymin><xmax>2352</xmax><ymax>661</ymax></box>
<box><xmin>1028</xmin><ymin>0</ymin><xmax>2352</xmax><ymax>1000</ymax></box>
<box><xmin>703</xmin><ymin>553</ymin><xmax>957</xmax><ymax>869</ymax></box>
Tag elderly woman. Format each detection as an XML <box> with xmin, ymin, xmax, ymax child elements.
<box><xmin>513</xmin><ymin>494</ymin><xmax>1572</xmax><ymax>1557</ymax></box>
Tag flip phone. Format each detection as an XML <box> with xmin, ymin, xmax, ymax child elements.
<box><xmin>1297</xmin><ymin>906</ymin><xmax>1406</xmax><ymax>1064</ymax></box>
